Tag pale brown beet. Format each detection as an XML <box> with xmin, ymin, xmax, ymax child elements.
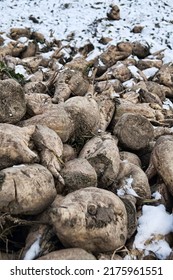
<box><xmin>52</xmin><ymin>57</ymin><xmax>91</xmax><ymax>103</ymax></box>
<box><xmin>50</xmin><ymin>187</ymin><xmax>127</xmax><ymax>253</ymax></box>
<box><xmin>153</xmin><ymin>64</ymin><xmax>173</xmax><ymax>88</ymax></box>
<box><xmin>146</xmin><ymin>135</ymin><xmax>173</xmax><ymax>197</ymax></box>
<box><xmin>37</xmin><ymin>248</ymin><xmax>96</xmax><ymax>260</ymax></box>
<box><xmin>0</xmin><ymin>124</ymin><xmax>38</xmax><ymax>170</ymax></box>
<box><xmin>132</xmin><ymin>41</ymin><xmax>150</xmax><ymax>58</ymax></box>
<box><xmin>120</xmin><ymin>151</ymin><xmax>142</xmax><ymax>167</ymax></box>
<box><xmin>0</xmin><ymin>164</ymin><xmax>56</xmax><ymax>215</ymax></box>
<box><xmin>25</xmin><ymin>93</ymin><xmax>52</xmax><ymax>116</ymax></box>
<box><xmin>94</xmin><ymin>89</ymin><xmax>116</xmax><ymax>131</ymax></box>
<box><xmin>21</xmin><ymin>96</ymin><xmax>101</xmax><ymax>143</ymax></box>
<box><xmin>20</xmin><ymin>104</ymin><xmax>75</xmax><ymax>143</ymax></box>
<box><xmin>113</xmin><ymin>113</ymin><xmax>154</xmax><ymax>150</ymax></box>
<box><xmin>107</xmin><ymin>4</ymin><xmax>120</xmax><ymax>20</ymax></box>
<box><xmin>33</xmin><ymin>124</ymin><xmax>64</xmax><ymax>181</ymax></box>
<box><xmin>79</xmin><ymin>133</ymin><xmax>120</xmax><ymax>188</ymax></box>
<box><xmin>60</xmin><ymin>158</ymin><xmax>97</xmax><ymax>194</ymax></box>
<box><xmin>0</xmin><ymin>79</ymin><xmax>26</xmax><ymax>123</ymax></box>
<box><xmin>33</xmin><ymin>124</ymin><xmax>63</xmax><ymax>157</ymax></box>
<box><xmin>114</xmin><ymin>100</ymin><xmax>158</xmax><ymax>120</ymax></box>
<box><xmin>113</xmin><ymin>161</ymin><xmax>151</xmax><ymax>199</ymax></box>
<box><xmin>0</xmin><ymin>123</ymin><xmax>65</xmax><ymax>182</ymax></box>
<box><xmin>64</xmin><ymin>96</ymin><xmax>101</xmax><ymax>140</ymax></box>
<box><xmin>96</xmin><ymin>62</ymin><xmax>132</xmax><ymax>82</ymax></box>
<box><xmin>99</xmin><ymin>44</ymin><xmax>131</xmax><ymax>68</ymax></box>
<box><xmin>62</xmin><ymin>144</ymin><xmax>77</xmax><ymax>163</ymax></box>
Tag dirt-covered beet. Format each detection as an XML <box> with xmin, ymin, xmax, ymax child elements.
<box><xmin>50</xmin><ymin>187</ymin><xmax>128</xmax><ymax>253</ymax></box>
<box><xmin>0</xmin><ymin>124</ymin><xmax>38</xmax><ymax>170</ymax></box>
<box><xmin>79</xmin><ymin>133</ymin><xmax>120</xmax><ymax>188</ymax></box>
<box><xmin>0</xmin><ymin>79</ymin><xmax>26</xmax><ymax>123</ymax></box>
<box><xmin>0</xmin><ymin>164</ymin><xmax>56</xmax><ymax>215</ymax></box>
<box><xmin>113</xmin><ymin>113</ymin><xmax>154</xmax><ymax>150</ymax></box>
<box><xmin>60</xmin><ymin>158</ymin><xmax>97</xmax><ymax>194</ymax></box>
<box><xmin>37</xmin><ymin>248</ymin><xmax>96</xmax><ymax>260</ymax></box>
<box><xmin>146</xmin><ymin>136</ymin><xmax>173</xmax><ymax>197</ymax></box>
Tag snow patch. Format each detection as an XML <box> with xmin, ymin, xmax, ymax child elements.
<box><xmin>15</xmin><ymin>65</ymin><xmax>30</xmax><ymax>79</ymax></box>
<box><xmin>117</xmin><ymin>176</ymin><xmax>139</xmax><ymax>197</ymax></box>
<box><xmin>133</xmin><ymin>204</ymin><xmax>173</xmax><ymax>259</ymax></box>
<box><xmin>128</xmin><ymin>65</ymin><xmax>142</xmax><ymax>80</ymax></box>
<box><xmin>23</xmin><ymin>235</ymin><xmax>41</xmax><ymax>260</ymax></box>
<box><xmin>152</xmin><ymin>191</ymin><xmax>162</xmax><ymax>200</ymax></box>
<box><xmin>163</xmin><ymin>98</ymin><xmax>173</xmax><ymax>110</ymax></box>
<box><xmin>142</xmin><ymin>67</ymin><xmax>159</xmax><ymax>79</ymax></box>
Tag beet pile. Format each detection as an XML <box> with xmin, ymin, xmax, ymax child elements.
<box><xmin>0</xmin><ymin>11</ymin><xmax>173</xmax><ymax>260</ymax></box>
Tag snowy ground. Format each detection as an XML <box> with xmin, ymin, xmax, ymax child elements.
<box><xmin>1</xmin><ymin>0</ymin><xmax>173</xmax><ymax>55</ymax></box>
<box><xmin>1</xmin><ymin>0</ymin><xmax>173</xmax><ymax>260</ymax></box>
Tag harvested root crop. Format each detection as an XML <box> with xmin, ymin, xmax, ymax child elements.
<box><xmin>52</xmin><ymin>68</ymin><xmax>90</xmax><ymax>103</ymax></box>
<box><xmin>119</xmin><ymin>194</ymin><xmax>137</xmax><ymax>239</ymax></box>
<box><xmin>10</xmin><ymin>27</ymin><xmax>31</xmax><ymax>39</ymax></box>
<box><xmin>24</xmin><ymin>81</ymin><xmax>47</xmax><ymax>94</ymax></box>
<box><xmin>64</xmin><ymin>96</ymin><xmax>101</xmax><ymax>140</ymax></box>
<box><xmin>146</xmin><ymin>135</ymin><xmax>173</xmax><ymax>197</ymax></box>
<box><xmin>50</xmin><ymin>187</ymin><xmax>128</xmax><ymax>253</ymax></box>
<box><xmin>113</xmin><ymin>161</ymin><xmax>151</xmax><ymax>199</ymax></box>
<box><xmin>0</xmin><ymin>164</ymin><xmax>56</xmax><ymax>215</ymax></box>
<box><xmin>62</xmin><ymin>144</ymin><xmax>77</xmax><ymax>163</ymax></box>
<box><xmin>20</xmin><ymin>104</ymin><xmax>75</xmax><ymax>143</ymax></box>
<box><xmin>33</xmin><ymin>124</ymin><xmax>64</xmax><ymax>181</ymax></box>
<box><xmin>0</xmin><ymin>79</ymin><xmax>26</xmax><ymax>123</ymax></box>
<box><xmin>113</xmin><ymin>113</ymin><xmax>154</xmax><ymax>150</ymax></box>
<box><xmin>0</xmin><ymin>124</ymin><xmax>38</xmax><ymax>170</ymax></box>
<box><xmin>114</xmin><ymin>100</ymin><xmax>159</xmax><ymax>121</ymax></box>
<box><xmin>60</xmin><ymin>158</ymin><xmax>97</xmax><ymax>194</ymax></box>
<box><xmin>107</xmin><ymin>4</ymin><xmax>120</xmax><ymax>20</ymax></box>
<box><xmin>79</xmin><ymin>133</ymin><xmax>120</xmax><ymax>188</ymax></box>
<box><xmin>21</xmin><ymin>96</ymin><xmax>101</xmax><ymax>143</ymax></box>
<box><xmin>94</xmin><ymin>92</ymin><xmax>116</xmax><ymax>131</ymax></box>
<box><xmin>153</xmin><ymin>63</ymin><xmax>173</xmax><ymax>88</ymax></box>
<box><xmin>37</xmin><ymin>248</ymin><xmax>96</xmax><ymax>260</ymax></box>
<box><xmin>99</xmin><ymin>44</ymin><xmax>131</xmax><ymax>69</ymax></box>
<box><xmin>25</xmin><ymin>93</ymin><xmax>52</xmax><ymax>116</ymax></box>
<box><xmin>132</xmin><ymin>41</ymin><xmax>150</xmax><ymax>58</ymax></box>
<box><xmin>96</xmin><ymin>62</ymin><xmax>132</xmax><ymax>82</ymax></box>
<box><xmin>120</xmin><ymin>151</ymin><xmax>142</xmax><ymax>167</ymax></box>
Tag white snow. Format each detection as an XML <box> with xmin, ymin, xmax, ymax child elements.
<box><xmin>15</xmin><ymin>65</ymin><xmax>30</xmax><ymax>79</ymax></box>
<box><xmin>117</xmin><ymin>176</ymin><xmax>139</xmax><ymax>197</ymax></box>
<box><xmin>40</xmin><ymin>50</ymin><xmax>54</xmax><ymax>59</ymax></box>
<box><xmin>163</xmin><ymin>98</ymin><xmax>173</xmax><ymax>110</ymax></box>
<box><xmin>12</xmin><ymin>164</ymin><xmax>26</xmax><ymax>168</ymax></box>
<box><xmin>17</xmin><ymin>36</ymin><xmax>28</xmax><ymax>44</ymax></box>
<box><xmin>128</xmin><ymin>65</ymin><xmax>142</xmax><ymax>80</ymax></box>
<box><xmin>23</xmin><ymin>235</ymin><xmax>41</xmax><ymax>260</ymax></box>
<box><xmin>163</xmin><ymin>49</ymin><xmax>173</xmax><ymax>64</ymax></box>
<box><xmin>142</xmin><ymin>67</ymin><xmax>159</xmax><ymax>79</ymax></box>
<box><xmin>110</xmin><ymin>92</ymin><xmax>120</xmax><ymax>99</ymax></box>
<box><xmin>133</xmin><ymin>204</ymin><xmax>173</xmax><ymax>259</ymax></box>
<box><xmin>152</xmin><ymin>191</ymin><xmax>162</xmax><ymax>200</ymax></box>
<box><xmin>123</xmin><ymin>78</ymin><xmax>136</xmax><ymax>88</ymax></box>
